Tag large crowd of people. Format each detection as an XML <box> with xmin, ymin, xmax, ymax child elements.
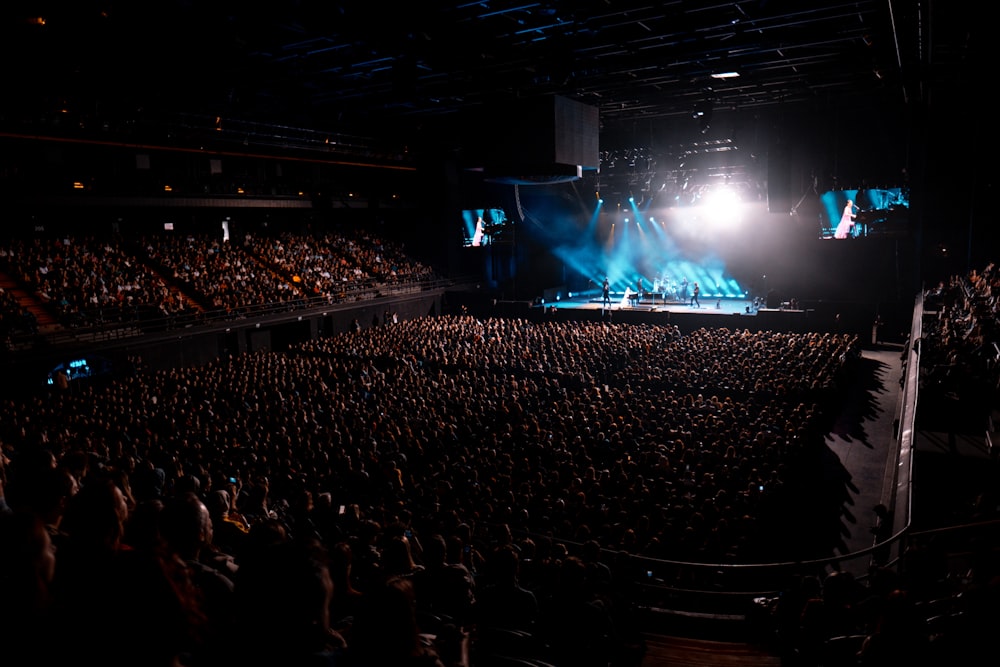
<box><xmin>144</xmin><ymin>232</ymin><xmax>310</xmax><ymax>315</ymax></box>
<box><xmin>1</xmin><ymin>236</ymin><xmax>186</xmax><ymax>329</ymax></box>
<box><xmin>0</xmin><ymin>310</ymin><xmax>863</xmax><ymax>666</ymax></box>
<box><xmin>0</xmin><ymin>228</ymin><xmax>440</xmax><ymax>338</ymax></box>
<box><xmin>244</xmin><ymin>229</ymin><xmax>438</xmax><ymax>298</ymax></box>
<box><xmin>2</xmin><ymin>224</ymin><xmax>999</xmax><ymax>665</ymax></box>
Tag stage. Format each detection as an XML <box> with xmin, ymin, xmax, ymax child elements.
<box><xmin>548</xmin><ymin>291</ymin><xmax>756</xmax><ymax>316</ymax></box>
<box><xmin>473</xmin><ymin>290</ymin><xmax>831</xmax><ymax>336</ymax></box>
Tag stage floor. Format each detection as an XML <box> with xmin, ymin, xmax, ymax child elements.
<box><xmin>549</xmin><ymin>293</ymin><xmax>757</xmax><ymax>316</ymax></box>
<box><xmin>478</xmin><ymin>290</ymin><xmax>823</xmax><ymax>334</ymax></box>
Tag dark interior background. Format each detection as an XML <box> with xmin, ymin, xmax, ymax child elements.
<box><xmin>0</xmin><ymin>1</ymin><xmax>991</xmax><ymax>305</ymax></box>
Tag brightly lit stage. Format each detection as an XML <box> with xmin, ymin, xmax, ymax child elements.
<box><xmin>479</xmin><ymin>291</ymin><xmax>824</xmax><ymax>336</ymax></box>
<box><xmin>550</xmin><ymin>290</ymin><xmax>753</xmax><ymax>315</ymax></box>
<box><xmin>457</xmin><ymin>182</ymin><xmax>911</xmax><ymax>339</ymax></box>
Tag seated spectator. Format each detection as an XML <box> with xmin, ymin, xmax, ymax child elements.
<box><xmin>346</xmin><ymin>576</ymin><xmax>448</xmax><ymax>667</ymax></box>
<box><xmin>229</xmin><ymin>537</ymin><xmax>347</xmax><ymax>665</ymax></box>
<box><xmin>328</xmin><ymin>540</ymin><xmax>366</xmax><ymax>635</ymax></box>
<box><xmin>160</xmin><ymin>491</ymin><xmax>238</xmax><ymax>635</ymax></box>
<box><xmin>537</xmin><ymin>555</ymin><xmax>638</xmax><ymax>667</ymax></box>
<box><xmin>51</xmin><ymin>474</ymin><xmax>208</xmax><ymax>666</ymax></box>
<box><xmin>412</xmin><ymin>533</ymin><xmax>476</xmax><ymax>631</ymax></box>
<box><xmin>475</xmin><ymin>544</ymin><xmax>538</xmax><ymax>633</ymax></box>
<box><xmin>205</xmin><ymin>487</ymin><xmax>250</xmax><ymax>562</ymax></box>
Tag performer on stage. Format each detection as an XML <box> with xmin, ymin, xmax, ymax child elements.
<box><xmin>690</xmin><ymin>281</ymin><xmax>700</xmax><ymax>308</ymax></box>
<box><xmin>602</xmin><ymin>278</ymin><xmax>611</xmax><ymax>307</ymax></box>
<box><xmin>834</xmin><ymin>200</ymin><xmax>857</xmax><ymax>239</ymax></box>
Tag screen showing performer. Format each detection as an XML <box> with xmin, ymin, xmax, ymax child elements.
<box><xmin>461</xmin><ymin>208</ymin><xmax>509</xmax><ymax>247</ymax></box>
<box><xmin>834</xmin><ymin>200</ymin><xmax>857</xmax><ymax>239</ymax></box>
<box><xmin>821</xmin><ymin>188</ymin><xmax>909</xmax><ymax>239</ymax></box>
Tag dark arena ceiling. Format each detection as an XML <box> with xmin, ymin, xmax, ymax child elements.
<box><xmin>0</xmin><ymin>1</ymin><xmax>982</xmax><ymax>180</ymax></box>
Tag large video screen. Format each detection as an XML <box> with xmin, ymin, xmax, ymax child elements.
<box><xmin>461</xmin><ymin>208</ymin><xmax>510</xmax><ymax>247</ymax></box>
<box><xmin>821</xmin><ymin>187</ymin><xmax>909</xmax><ymax>239</ymax></box>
